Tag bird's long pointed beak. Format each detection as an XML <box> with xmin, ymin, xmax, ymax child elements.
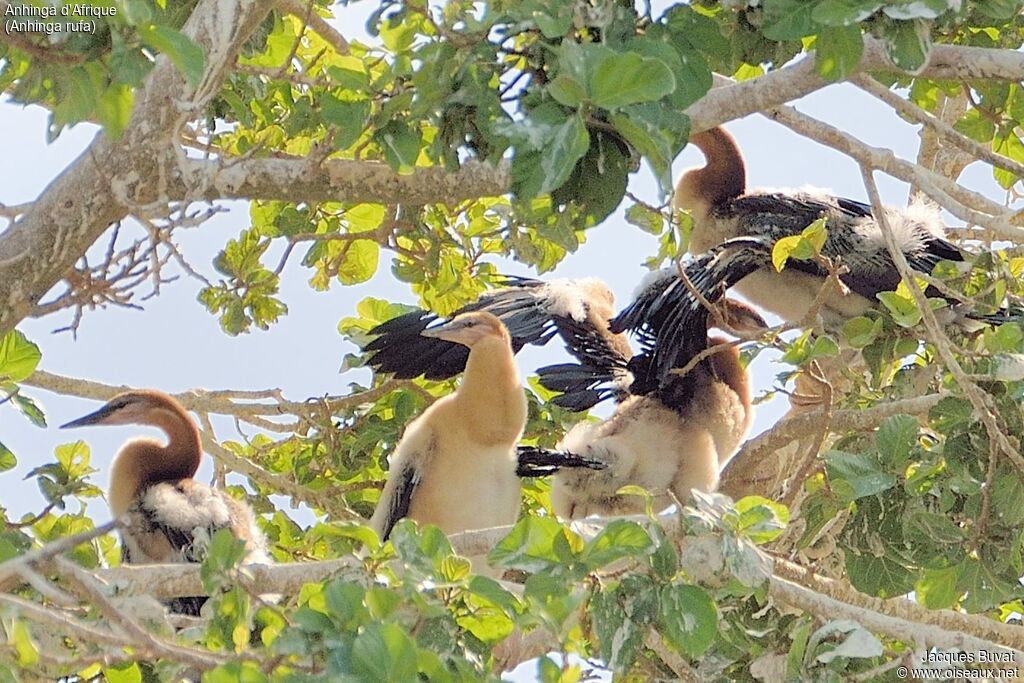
<box><xmin>61</xmin><ymin>403</ymin><xmax>117</xmax><ymax>429</ymax></box>
<box><xmin>420</xmin><ymin>320</ymin><xmax>460</xmax><ymax>340</ymax></box>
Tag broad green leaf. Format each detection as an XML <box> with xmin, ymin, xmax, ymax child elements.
<box><xmin>95</xmin><ymin>83</ymin><xmax>134</xmax><ymax>139</ymax></box>
<box><xmin>877</xmin><ymin>291</ymin><xmax>922</xmax><ymax>327</ymax></box>
<box><xmin>657</xmin><ymin>584</ymin><xmax>717</xmax><ymax>658</ymax></box>
<box><xmin>547</xmin><ymin>74</ymin><xmax>587</xmax><ymax>108</ymax></box>
<box><xmin>762</xmin><ymin>0</ymin><xmax>820</xmax><ymax>40</ymax></box>
<box><xmin>321</xmin><ymin>95</ymin><xmax>372</xmax><ymax>150</ymax></box>
<box><xmin>10</xmin><ymin>620</ymin><xmax>37</xmax><ymax>667</ymax></box>
<box><xmin>579</xmin><ymin>520</ymin><xmax>654</xmax><ymax>569</ymax></box>
<box><xmin>102</xmin><ymin>663</ymin><xmax>142</xmax><ymax>683</ymax></box>
<box><xmin>351</xmin><ymin>623</ymin><xmax>418</xmax><ymax>681</ymax></box>
<box><xmin>816</xmin><ymin>25</ymin><xmax>864</xmax><ymax>81</ymax></box>
<box><xmin>983</xmin><ymin>323</ymin><xmax>1024</xmax><ymax>353</ymax></box>
<box><xmin>812</xmin><ymin>0</ymin><xmax>882</xmax><ymax>26</ymax></box>
<box><xmin>589</xmin><ymin>52</ymin><xmax>676</xmax><ymax>110</ymax></box>
<box><xmin>882</xmin><ymin>19</ymin><xmax>932</xmax><ymax>73</ymax></box>
<box><xmin>876</xmin><ymin>415</ymin><xmax>919</xmax><ymax>466</ymax></box>
<box><xmin>12</xmin><ymin>393</ymin><xmax>46</xmax><ymax>428</ymax></box>
<box><xmin>625</xmin><ymin>203</ymin><xmax>664</xmax><ymax>234</ymax></box>
<box><xmin>825</xmin><ymin>450</ymin><xmax>895</xmax><ymax>502</ymax></box>
<box><xmin>734</xmin><ymin>496</ymin><xmax>790</xmax><ymax>544</ymax></box>
<box><xmin>845</xmin><ymin>551</ymin><xmax>915</xmax><ymax>598</ymax></box>
<box><xmin>336</xmin><ymin>240</ymin><xmax>380</xmax><ymax>285</ymax></box>
<box><xmin>915</xmin><ymin>563</ymin><xmax>962</xmax><ymax>609</ymax></box>
<box><xmin>376</xmin><ymin>122</ymin><xmax>422</xmax><ymax>174</ymax></box>
<box><xmin>0</xmin><ymin>331</ymin><xmax>41</xmax><ymax>383</ymax></box>
<box><xmin>842</xmin><ymin>316</ymin><xmax>882</xmax><ymax>348</ymax></box>
<box><xmin>489</xmin><ymin>515</ymin><xmax>572</xmax><ymax>572</ymax></box>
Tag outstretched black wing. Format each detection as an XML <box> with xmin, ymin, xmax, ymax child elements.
<box><xmin>611</xmin><ymin>238</ymin><xmax>771</xmax><ymax>393</ymax></box>
<box><xmin>366</xmin><ymin>278</ymin><xmax>633</xmax><ymax>393</ymax></box>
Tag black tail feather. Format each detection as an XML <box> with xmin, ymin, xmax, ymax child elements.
<box><xmin>516</xmin><ymin>446</ymin><xmax>607</xmax><ymax>478</ymax></box>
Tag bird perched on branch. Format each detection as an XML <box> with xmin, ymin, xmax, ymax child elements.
<box><xmin>61</xmin><ymin>390</ymin><xmax>271</xmax><ymax>616</ymax></box>
<box><xmin>364</xmin><ymin>276</ymin><xmax>764</xmax><ymax>519</ymax></box>
<box><xmin>539</xmin><ymin>276</ymin><xmax>765</xmax><ymax>517</ymax></box>
<box><xmin>675</xmin><ymin>126</ymin><xmax>967</xmax><ymax>326</ymax></box>
<box><xmin>369</xmin><ymin>311</ymin><xmax>528</xmax><ymax>541</ymax></box>
<box><xmin>364</xmin><ymin>277</ymin><xmax>628</xmax><ymax>483</ymax></box>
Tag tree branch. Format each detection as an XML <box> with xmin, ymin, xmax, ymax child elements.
<box><xmin>719</xmin><ymin>393</ymin><xmax>946</xmax><ymax>499</ymax></box>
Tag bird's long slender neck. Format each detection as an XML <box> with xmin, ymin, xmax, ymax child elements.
<box><xmin>706</xmin><ymin>336</ymin><xmax>751</xmax><ymax>409</ymax></box>
<box><xmin>455</xmin><ymin>334</ymin><xmax>525</xmax><ymax>444</ymax></box>
<box><xmin>676</xmin><ymin>127</ymin><xmax>747</xmax><ymax>210</ymax></box>
<box><xmin>109</xmin><ymin>404</ymin><xmax>203</xmax><ymax>517</ymax></box>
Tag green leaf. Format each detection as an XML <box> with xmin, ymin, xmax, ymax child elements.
<box><xmin>842</xmin><ymin>316</ymin><xmax>882</xmax><ymax>348</ymax></box>
<box><xmin>991</xmin><ymin>473</ymin><xmax>1024</xmax><ymax>527</ymax></box>
<box><xmin>95</xmin><ymin>83</ymin><xmax>134</xmax><ymax>139</ymax></box>
<box><xmin>351</xmin><ymin>623</ymin><xmax>419</xmax><ymax>681</ymax></box>
<box><xmin>771</xmin><ymin>218</ymin><xmax>827</xmax><ymax>271</ymax></box>
<box><xmin>734</xmin><ymin>496</ymin><xmax>790</xmax><ymax>544</ymax></box>
<box><xmin>321</xmin><ymin>95</ymin><xmax>372</xmax><ymax>150</ymax></box>
<box><xmin>762</xmin><ymin>0</ymin><xmax>820</xmax><ymax>40</ymax></box>
<box><xmin>579</xmin><ymin>520</ymin><xmax>654</xmax><ymax>569</ymax></box>
<box><xmin>589</xmin><ymin>52</ymin><xmax>676</xmax><ymax>110</ymax></box>
<box><xmin>983</xmin><ymin>323</ymin><xmax>1024</xmax><ymax>353</ymax></box>
<box><xmin>625</xmin><ymin>203</ymin><xmax>664</xmax><ymax>234</ymax></box>
<box><xmin>0</xmin><ymin>441</ymin><xmax>15</xmax><ymax>472</ymax></box>
<box><xmin>876</xmin><ymin>415</ymin><xmax>918</xmax><ymax>466</ymax></box>
<box><xmin>547</xmin><ymin>74</ymin><xmax>587</xmax><ymax>108</ymax></box>
<box><xmin>12</xmin><ymin>393</ymin><xmax>46</xmax><ymax>428</ymax></box>
<box><xmin>812</xmin><ymin>0</ymin><xmax>883</xmax><ymax>26</ymax></box>
<box><xmin>610</xmin><ymin>103</ymin><xmax>689</xmax><ymax>193</ymax></box>
<box><xmin>882</xmin><ymin>19</ymin><xmax>932</xmax><ymax>73</ymax></box>
<box><xmin>845</xmin><ymin>551</ymin><xmax>915</xmax><ymax>598</ymax></box>
<box><xmin>489</xmin><ymin>515</ymin><xmax>572</xmax><ymax>572</ymax></box>
<box><xmin>816</xmin><ymin>25</ymin><xmax>864</xmax><ymax>81</ymax></box>
<box><xmin>10</xmin><ymin>620</ymin><xmax>37</xmax><ymax>667</ymax></box>
<box><xmin>877</xmin><ymin>291</ymin><xmax>922</xmax><ymax>327</ymax></box>
<box><xmin>102</xmin><ymin>663</ymin><xmax>142</xmax><ymax>683</ymax></box>
<box><xmin>958</xmin><ymin>558</ymin><xmax>1020</xmax><ymax>612</ymax></box>
<box><xmin>657</xmin><ymin>584</ymin><xmax>717</xmax><ymax>658</ymax></box>
<box><xmin>376</xmin><ymin>121</ymin><xmax>422</xmax><ymax>174</ymax></box>
<box><xmin>825</xmin><ymin>451</ymin><xmax>896</xmax><ymax>502</ymax></box>
<box><xmin>915</xmin><ymin>563</ymin><xmax>962</xmax><ymax>609</ymax></box>
<box><xmin>138</xmin><ymin>25</ymin><xmax>205</xmax><ymax>86</ymax></box>
<box><xmin>336</xmin><ymin>240</ymin><xmax>380</xmax><ymax>285</ymax></box>
<box><xmin>0</xmin><ymin>331</ymin><xmax>41</xmax><ymax>383</ymax></box>
<box><xmin>591</xmin><ymin>576</ymin><xmax>657</xmax><ymax>670</ymax></box>
<box><xmin>509</xmin><ymin>109</ymin><xmax>590</xmax><ymax>198</ymax></box>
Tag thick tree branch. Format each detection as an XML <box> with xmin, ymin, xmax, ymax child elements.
<box><xmin>687</xmin><ymin>40</ymin><xmax>1024</xmax><ymax>134</ymax></box>
<box><xmin>171</xmin><ymin>156</ymin><xmax>512</xmax><ymax>205</ymax></box>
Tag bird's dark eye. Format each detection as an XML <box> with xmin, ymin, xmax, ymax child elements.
<box><xmin>465</xmin><ymin>320</ymin><xmax>476</xmax><ymax>327</ymax></box>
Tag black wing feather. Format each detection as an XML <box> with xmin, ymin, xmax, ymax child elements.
<box><xmin>610</xmin><ymin>239</ymin><xmax>770</xmax><ymax>398</ymax></box>
<box><xmin>378</xmin><ymin>465</ymin><xmax>420</xmax><ymax>542</ymax></box>
<box><xmin>367</xmin><ymin>279</ymin><xmax>634</xmax><ymax>408</ymax></box>
<box><xmin>723</xmin><ymin>192</ymin><xmax>964</xmax><ymax>302</ymax></box>
<box><xmin>515</xmin><ymin>445</ymin><xmax>607</xmax><ymax>478</ymax></box>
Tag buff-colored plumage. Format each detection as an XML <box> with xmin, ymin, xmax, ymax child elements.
<box><xmin>370</xmin><ymin>312</ymin><xmax>527</xmax><ymax>540</ymax></box>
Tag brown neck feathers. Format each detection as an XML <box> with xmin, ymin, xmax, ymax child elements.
<box><xmin>679</xmin><ymin>127</ymin><xmax>746</xmax><ymax>208</ymax></box>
